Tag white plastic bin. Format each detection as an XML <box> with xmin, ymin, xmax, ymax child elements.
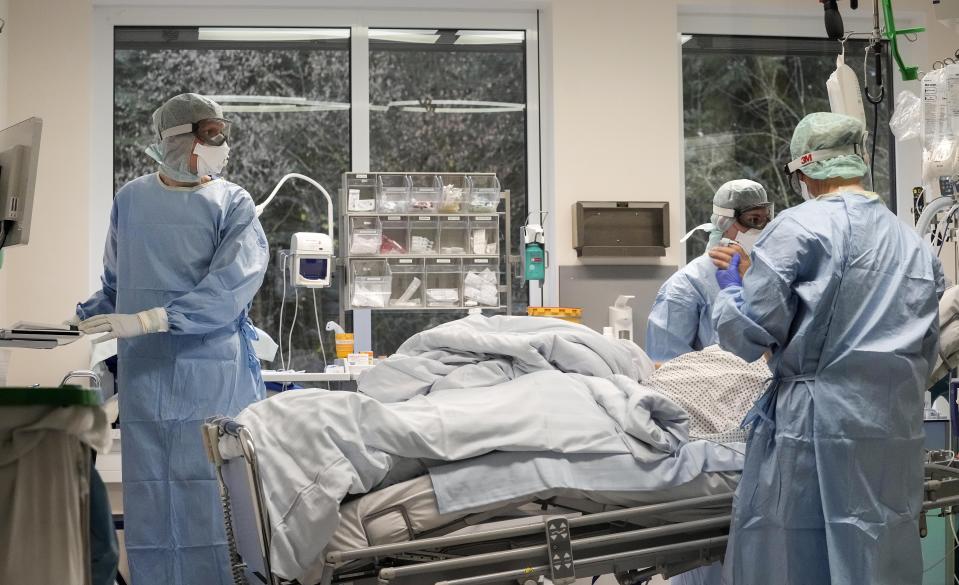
<box><xmin>409</xmin><ymin>175</ymin><xmax>443</xmax><ymax>212</ymax></box>
<box><xmin>439</xmin><ymin>216</ymin><xmax>469</xmax><ymax>255</ymax></box>
<box><xmin>388</xmin><ymin>258</ymin><xmax>425</xmax><ymax>307</ymax></box>
<box><xmin>467</xmin><ymin>175</ymin><xmax>501</xmax><ymax>213</ymax></box>
<box><xmin>464</xmin><ymin>258</ymin><xmax>500</xmax><ymax>307</ymax></box>
<box><xmin>349</xmin><ymin>216</ymin><xmax>382</xmax><ymax>256</ymax></box>
<box><xmin>351</xmin><ymin>259</ymin><xmax>392</xmax><ymax>308</ymax></box>
<box><xmin>376</xmin><ymin>174</ymin><xmax>411</xmax><ymax>213</ymax></box>
<box><xmin>409</xmin><ymin>216</ymin><xmax>439</xmax><ymax>255</ymax></box>
<box><xmin>468</xmin><ymin>215</ymin><xmax>499</xmax><ymax>255</ymax></box>
<box><xmin>425</xmin><ymin>258</ymin><xmax>462</xmax><ymax>307</ymax></box>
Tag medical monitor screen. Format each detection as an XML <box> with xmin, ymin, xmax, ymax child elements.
<box><xmin>299</xmin><ymin>258</ymin><xmax>329</xmax><ymax>281</ymax></box>
<box><xmin>0</xmin><ymin>117</ymin><xmax>42</xmax><ymax>248</ymax></box>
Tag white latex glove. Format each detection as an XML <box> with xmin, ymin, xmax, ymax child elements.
<box><xmin>79</xmin><ymin>308</ymin><xmax>169</xmax><ymax>344</ymax></box>
<box><xmin>64</xmin><ymin>314</ymin><xmax>81</xmax><ymax>328</ymax></box>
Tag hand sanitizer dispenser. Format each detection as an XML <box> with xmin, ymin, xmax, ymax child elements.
<box><xmin>609</xmin><ymin>295</ymin><xmax>635</xmax><ymax>341</ymax></box>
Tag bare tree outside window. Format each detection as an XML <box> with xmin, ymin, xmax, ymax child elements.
<box><xmin>682</xmin><ymin>35</ymin><xmax>894</xmax><ymax>259</ymax></box>
<box><xmin>366</xmin><ymin>30</ymin><xmax>529</xmax><ymax>355</ymax></box>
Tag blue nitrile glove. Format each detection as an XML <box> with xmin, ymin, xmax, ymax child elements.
<box><xmin>716</xmin><ymin>254</ymin><xmax>743</xmax><ymax>290</ymax></box>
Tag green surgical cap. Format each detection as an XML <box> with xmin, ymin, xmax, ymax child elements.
<box><xmin>789</xmin><ymin>112</ymin><xmax>868</xmax><ymax>180</ymax></box>
<box><xmin>151</xmin><ymin>93</ymin><xmax>224</xmax><ymax>139</ymax></box>
<box><xmin>713</xmin><ymin>179</ymin><xmax>769</xmax><ymax>212</ymax></box>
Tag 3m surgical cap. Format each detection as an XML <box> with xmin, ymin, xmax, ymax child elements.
<box><xmin>789</xmin><ymin>112</ymin><xmax>868</xmax><ymax>180</ymax></box>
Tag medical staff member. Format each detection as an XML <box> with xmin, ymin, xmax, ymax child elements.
<box><xmin>74</xmin><ymin>93</ymin><xmax>269</xmax><ymax>584</ymax></box>
<box><xmin>710</xmin><ymin>112</ymin><xmax>943</xmax><ymax>585</ymax></box>
<box><xmin>645</xmin><ymin>180</ymin><xmax>772</xmax><ymax>362</ymax></box>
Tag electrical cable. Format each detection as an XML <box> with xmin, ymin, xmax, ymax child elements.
<box><xmin>937</xmin><ymin>206</ymin><xmax>959</xmax><ymax>258</ymax></box>
<box><xmin>286</xmin><ymin>285</ymin><xmax>299</xmax><ymax>371</ymax></box>
<box><xmin>312</xmin><ymin>289</ymin><xmax>328</xmax><ymax>369</ymax></box>
<box><xmin>278</xmin><ymin>256</ymin><xmax>287</xmax><ymax>369</ymax></box>
<box><xmin>311</xmin><ymin>289</ymin><xmax>330</xmax><ymax>390</ymax></box>
<box><xmin>871</xmin><ymin>100</ymin><xmax>879</xmax><ymax>190</ymax></box>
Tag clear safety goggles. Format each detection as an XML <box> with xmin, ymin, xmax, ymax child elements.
<box><xmin>782</xmin><ymin>140</ymin><xmax>867</xmax><ymax>196</ymax></box>
<box><xmin>712</xmin><ymin>202</ymin><xmax>775</xmax><ymax>230</ymax></box>
<box><xmin>160</xmin><ymin>118</ymin><xmax>232</xmax><ymax>146</ymax></box>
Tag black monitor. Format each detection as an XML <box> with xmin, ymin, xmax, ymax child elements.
<box><xmin>0</xmin><ymin>117</ymin><xmax>42</xmax><ymax>248</ymax></box>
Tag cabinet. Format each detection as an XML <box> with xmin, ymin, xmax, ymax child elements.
<box><xmin>341</xmin><ymin>172</ymin><xmax>512</xmax><ymax>312</ymax></box>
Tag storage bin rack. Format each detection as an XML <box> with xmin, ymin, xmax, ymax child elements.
<box><xmin>341</xmin><ymin>172</ymin><xmax>512</xmax><ymax>313</ymax></box>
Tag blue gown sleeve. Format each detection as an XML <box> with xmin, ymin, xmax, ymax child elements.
<box><xmin>164</xmin><ymin>193</ymin><xmax>269</xmax><ymax>335</ymax></box>
<box><xmin>76</xmin><ymin>202</ymin><xmax>119</xmax><ymax>319</ymax></box>
<box><xmin>712</xmin><ymin>217</ymin><xmax>822</xmax><ymax>362</ymax></box>
<box><xmin>645</xmin><ymin>279</ymin><xmax>703</xmax><ymax>362</ymax></box>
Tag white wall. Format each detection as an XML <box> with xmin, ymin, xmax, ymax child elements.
<box><xmin>550</xmin><ymin>0</ymin><xmax>683</xmax><ymax>267</ymax></box>
<box><xmin>0</xmin><ymin>0</ymin><xmax>10</xmax><ymax>337</ymax></box>
<box><xmin>3</xmin><ymin>0</ymin><xmax>958</xmax><ymax>384</ymax></box>
<box><xmin>5</xmin><ymin>0</ymin><xmax>92</xmax><ymax>385</ymax></box>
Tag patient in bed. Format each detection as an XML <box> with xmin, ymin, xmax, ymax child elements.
<box><xmin>220</xmin><ymin>316</ymin><xmax>770</xmax><ymax>581</ymax></box>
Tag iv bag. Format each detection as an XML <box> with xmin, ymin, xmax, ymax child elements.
<box><xmin>827</xmin><ymin>54</ymin><xmax>866</xmax><ymax>126</ymax></box>
<box><xmin>921</xmin><ymin>64</ymin><xmax>959</xmax><ymax>198</ymax></box>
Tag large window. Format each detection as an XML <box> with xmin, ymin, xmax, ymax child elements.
<box><xmin>366</xmin><ymin>28</ymin><xmax>528</xmax><ymax>353</ymax></box>
<box><xmin>115</xmin><ymin>27</ymin><xmax>351</xmax><ymax>370</ymax></box>
<box><xmin>681</xmin><ymin>35</ymin><xmax>895</xmax><ymax>259</ymax></box>
<box><xmin>113</xmin><ymin>25</ymin><xmax>531</xmax><ymax>365</ymax></box>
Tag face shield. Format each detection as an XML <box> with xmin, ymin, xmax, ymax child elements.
<box><xmin>160</xmin><ymin>118</ymin><xmax>232</xmax><ymax>146</ymax></box>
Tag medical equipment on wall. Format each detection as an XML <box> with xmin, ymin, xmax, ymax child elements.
<box><xmin>257</xmin><ymin>172</ymin><xmax>336</xmax><ymax>290</ymax></box>
<box><xmin>258</xmin><ymin>173</ymin><xmax>335</xmax><ymax>371</ymax></box>
<box><xmin>521</xmin><ymin>212</ymin><xmax>547</xmax><ymax>284</ymax></box>
<box><xmin>608</xmin><ymin>295</ymin><xmax>635</xmax><ymax>341</ymax></box>
<box><xmin>0</xmin><ymin>117</ymin><xmax>42</xmax><ymax>249</ymax></box>
<box><xmin>572</xmin><ymin>201</ymin><xmax>670</xmax><ymax>258</ymax></box>
<box><xmin>290</xmin><ymin>232</ymin><xmax>333</xmax><ymax>289</ymax></box>
<box><xmin>820</xmin><ymin>1</ymin><xmax>924</xmax><ymax>84</ymax></box>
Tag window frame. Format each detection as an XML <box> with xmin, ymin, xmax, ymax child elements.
<box><xmin>91</xmin><ymin>6</ymin><xmax>550</xmax><ymax>304</ymax></box>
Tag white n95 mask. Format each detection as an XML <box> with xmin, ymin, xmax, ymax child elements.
<box><xmin>194</xmin><ymin>142</ymin><xmax>230</xmax><ymax>176</ymax></box>
<box><xmin>734</xmin><ymin>228</ymin><xmax>763</xmax><ymax>254</ymax></box>
<box><xmin>800</xmin><ymin>180</ymin><xmax>813</xmax><ymax>201</ymax></box>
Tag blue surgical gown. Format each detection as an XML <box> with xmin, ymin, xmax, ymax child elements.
<box><xmin>78</xmin><ymin>173</ymin><xmax>269</xmax><ymax>585</ymax></box>
<box><xmin>713</xmin><ymin>192</ymin><xmax>943</xmax><ymax>585</ymax></box>
<box><xmin>646</xmin><ymin>254</ymin><xmax>720</xmax><ymax>362</ymax></box>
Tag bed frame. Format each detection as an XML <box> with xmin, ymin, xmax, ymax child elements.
<box><xmin>202</xmin><ymin>417</ymin><xmax>959</xmax><ymax>585</ymax></box>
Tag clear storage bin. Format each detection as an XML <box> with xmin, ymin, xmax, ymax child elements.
<box><xmin>349</xmin><ymin>216</ymin><xmax>382</xmax><ymax>256</ymax></box>
<box><xmin>468</xmin><ymin>215</ymin><xmax>499</xmax><ymax>256</ymax></box>
<box><xmin>376</xmin><ymin>174</ymin><xmax>411</xmax><ymax>213</ymax></box>
<box><xmin>464</xmin><ymin>258</ymin><xmax>500</xmax><ymax>307</ymax></box>
<box><xmin>467</xmin><ymin>175</ymin><xmax>501</xmax><ymax>213</ymax></box>
<box><xmin>425</xmin><ymin>258</ymin><xmax>462</xmax><ymax>307</ymax></box>
<box><xmin>409</xmin><ymin>175</ymin><xmax>443</xmax><ymax>212</ymax></box>
<box><xmin>439</xmin><ymin>174</ymin><xmax>470</xmax><ymax>213</ymax></box>
<box><xmin>380</xmin><ymin>216</ymin><xmax>409</xmax><ymax>255</ymax></box>
<box><xmin>351</xmin><ymin>259</ymin><xmax>392</xmax><ymax>308</ymax></box>
<box><xmin>346</xmin><ymin>174</ymin><xmax>377</xmax><ymax>212</ymax></box>
<box><xmin>409</xmin><ymin>216</ymin><xmax>439</xmax><ymax>255</ymax></box>
<box><xmin>439</xmin><ymin>216</ymin><xmax>469</xmax><ymax>255</ymax></box>
<box><xmin>388</xmin><ymin>258</ymin><xmax>425</xmax><ymax>307</ymax></box>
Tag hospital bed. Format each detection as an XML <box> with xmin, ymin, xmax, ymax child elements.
<box><xmin>202</xmin><ymin>417</ymin><xmax>959</xmax><ymax>585</ymax></box>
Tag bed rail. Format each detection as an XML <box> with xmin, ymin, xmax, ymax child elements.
<box><xmin>205</xmin><ymin>419</ymin><xmax>959</xmax><ymax>585</ymax></box>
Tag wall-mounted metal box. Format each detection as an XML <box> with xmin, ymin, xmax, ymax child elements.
<box><xmin>572</xmin><ymin>201</ymin><xmax>669</xmax><ymax>257</ymax></box>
